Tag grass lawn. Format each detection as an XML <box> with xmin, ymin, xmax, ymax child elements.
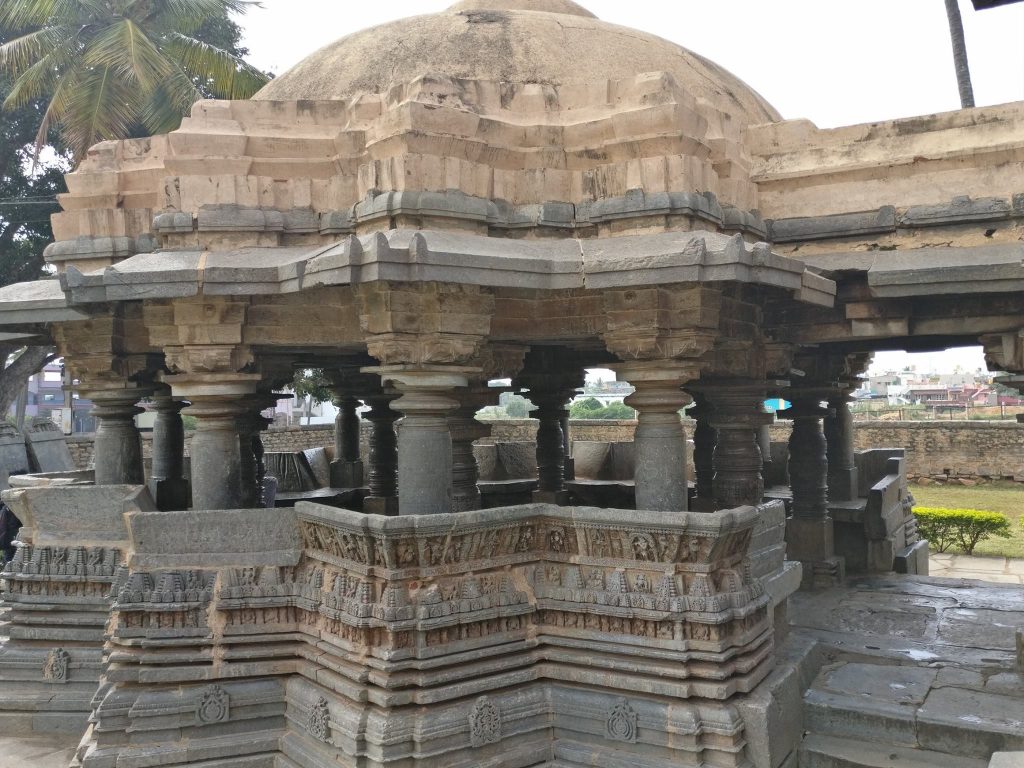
<box><xmin>910</xmin><ymin>481</ymin><xmax>1024</xmax><ymax>558</ymax></box>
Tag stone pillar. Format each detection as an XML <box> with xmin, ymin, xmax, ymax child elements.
<box><xmin>561</xmin><ymin>407</ymin><xmax>575</xmax><ymax>482</ymax></box>
<box><xmin>86</xmin><ymin>385</ymin><xmax>151</xmax><ymax>486</ymax></box>
<box><xmin>331</xmin><ymin>394</ymin><xmax>364</xmax><ymax>488</ymax></box>
<box><xmin>785</xmin><ymin>392</ymin><xmax>844</xmax><ymax>588</ymax></box>
<box><xmin>363</xmin><ymin>390</ymin><xmax>400</xmax><ymax>515</ymax></box>
<box><xmin>704</xmin><ymin>381</ymin><xmax>772</xmax><ymax>509</ymax></box>
<box><xmin>449</xmin><ymin>385</ymin><xmax>499</xmax><ymax>512</ymax></box>
<box><xmin>379</xmin><ymin>370</ymin><xmax>467</xmax><ymax>516</ymax></box>
<box><xmin>615</xmin><ymin>362</ymin><xmax>693</xmax><ymax>512</ymax></box>
<box><xmin>167</xmin><ymin>374</ymin><xmax>261</xmax><ymax>510</ymax></box>
<box><xmin>237</xmin><ymin>395</ymin><xmax>275</xmax><ymax>509</ymax></box>
<box><xmin>688</xmin><ymin>394</ymin><xmax>717</xmax><ymax>512</ymax></box>
<box><xmin>531</xmin><ymin>389</ymin><xmax>569</xmax><ymax>503</ymax></box>
<box><xmin>824</xmin><ymin>389</ymin><xmax>859</xmax><ymax>502</ymax></box>
<box><xmin>149</xmin><ymin>390</ymin><xmax>189</xmax><ymax>511</ymax></box>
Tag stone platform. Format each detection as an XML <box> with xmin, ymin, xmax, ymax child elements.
<box><xmin>791</xmin><ymin>574</ymin><xmax>1024</xmax><ymax>766</ymax></box>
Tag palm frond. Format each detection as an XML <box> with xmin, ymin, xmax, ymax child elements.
<box><xmin>32</xmin><ymin>65</ymin><xmax>80</xmax><ymax>164</ymax></box>
<box><xmin>84</xmin><ymin>18</ymin><xmax>171</xmax><ymax>91</ymax></box>
<box><xmin>3</xmin><ymin>44</ymin><xmax>76</xmax><ymax>109</ymax></box>
<box><xmin>0</xmin><ymin>26</ymin><xmax>74</xmax><ymax>74</ymax></box>
<box><xmin>0</xmin><ymin>0</ymin><xmax>102</xmax><ymax>31</ymax></box>
<box><xmin>60</xmin><ymin>65</ymin><xmax>142</xmax><ymax>160</ymax></box>
<box><xmin>164</xmin><ymin>33</ymin><xmax>269</xmax><ymax>98</ymax></box>
<box><xmin>139</xmin><ymin>65</ymin><xmax>201</xmax><ymax>134</ymax></box>
<box><xmin>159</xmin><ymin>0</ymin><xmax>262</xmax><ymax>35</ymax></box>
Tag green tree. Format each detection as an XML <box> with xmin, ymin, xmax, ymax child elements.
<box><xmin>0</xmin><ymin>63</ymin><xmax>64</xmax><ymax>417</ymax></box>
<box><xmin>569</xmin><ymin>397</ymin><xmax>603</xmax><ymax>419</ymax></box>
<box><xmin>0</xmin><ymin>0</ymin><xmax>269</xmax><ymax>162</ymax></box>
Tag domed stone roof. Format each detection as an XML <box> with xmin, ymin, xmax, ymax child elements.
<box><xmin>254</xmin><ymin>0</ymin><xmax>781</xmax><ymax>125</ymax></box>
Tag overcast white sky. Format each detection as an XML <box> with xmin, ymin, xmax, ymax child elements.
<box><xmin>238</xmin><ymin>0</ymin><xmax>1024</xmax><ymax>375</ymax></box>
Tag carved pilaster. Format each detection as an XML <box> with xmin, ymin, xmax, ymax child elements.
<box><xmin>785</xmin><ymin>394</ymin><xmax>829</xmax><ymax>519</ymax></box>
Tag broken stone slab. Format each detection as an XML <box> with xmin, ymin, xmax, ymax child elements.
<box><xmin>2</xmin><ymin>484</ymin><xmax>147</xmax><ymax>547</ymax></box>
<box><xmin>0</xmin><ymin>423</ymin><xmax>30</xmax><ymax>492</ymax></box>
<box><xmin>23</xmin><ymin>419</ymin><xmax>75</xmax><ymax>474</ymax></box>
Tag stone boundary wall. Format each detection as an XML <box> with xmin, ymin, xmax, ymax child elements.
<box><xmin>66</xmin><ymin>419</ymin><xmax>1024</xmax><ymax>483</ymax></box>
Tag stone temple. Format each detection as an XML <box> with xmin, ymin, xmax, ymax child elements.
<box><xmin>0</xmin><ymin>1</ymin><xmax>1022</xmax><ymax>766</ymax></box>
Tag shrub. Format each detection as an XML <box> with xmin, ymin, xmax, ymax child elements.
<box><xmin>913</xmin><ymin>507</ymin><xmax>1012</xmax><ymax>555</ymax></box>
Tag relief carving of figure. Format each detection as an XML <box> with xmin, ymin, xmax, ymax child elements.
<box><xmin>43</xmin><ymin>648</ymin><xmax>69</xmax><ymax>684</ymax></box>
<box><xmin>307</xmin><ymin>696</ymin><xmax>331</xmax><ymax>743</ymax></box>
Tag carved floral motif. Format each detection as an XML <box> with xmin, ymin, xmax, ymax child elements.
<box><xmin>307</xmin><ymin>696</ymin><xmax>331</xmax><ymax>743</ymax></box>
<box><xmin>196</xmin><ymin>685</ymin><xmax>230</xmax><ymax>726</ymax></box>
<box><xmin>606</xmin><ymin>699</ymin><xmax>638</xmax><ymax>743</ymax></box>
<box><xmin>43</xmin><ymin>648</ymin><xmax>69</xmax><ymax>684</ymax></box>
<box><xmin>469</xmin><ymin>696</ymin><xmax>501</xmax><ymax>748</ymax></box>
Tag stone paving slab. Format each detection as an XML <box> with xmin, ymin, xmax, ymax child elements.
<box><xmin>0</xmin><ymin>735</ymin><xmax>76</xmax><ymax>768</ymax></box>
<box><xmin>929</xmin><ymin>554</ymin><xmax>1024</xmax><ymax>584</ymax></box>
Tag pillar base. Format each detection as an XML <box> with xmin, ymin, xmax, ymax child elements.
<box><xmin>533</xmin><ymin>489</ymin><xmax>570</xmax><ymax>505</ymax></box>
<box><xmin>800</xmin><ymin>556</ymin><xmax>846</xmax><ymax>590</ymax></box>
<box><xmin>827</xmin><ymin>468</ymin><xmax>859</xmax><ymax>503</ymax></box>
<box><xmin>330</xmin><ymin>459</ymin><xmax>364</xmax><ymax>488</ymax></box>
<box><xmin>150</xmin><ymin>477</ymin><xmax>191</xmax><ymax>512</ymax></box>
<box><xmin>785</xmin><ymin>516</ymin><xmax>835</xmax><ymax>561</ymax></box>
<box><xmin>364</xmin><ymin>496</ymin><xmax>399</xmax><ymax>516</ymax></box>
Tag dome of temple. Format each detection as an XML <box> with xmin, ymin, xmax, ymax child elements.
<box><xmin>253</xmin><ymin>0</ymin><xmax>781</xmax><ymax>125</ymax></box>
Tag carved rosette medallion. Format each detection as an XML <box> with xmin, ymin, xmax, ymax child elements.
<box><xmin>606</xmin><ymin>698</ymin><xmax>638</xmax><ymax>743</ymax></box>
<box><xmin>43</xmin><ymin>648</ymin><xmax>70</xmax><ymax>684</ymax></box>
<box><xmin>196</xmin><ymin>685</ymin><xmax>230</xmax><ymax>726</ymax></box>
<box><xmin>469</xmin><ymin>696</ymin><xmax>501</xmax><ymax>748</ymax></box>
<box><xmin>307</xmin><ymin>696</ymin><xmax>331</xmax><ymax>743</ymax></box>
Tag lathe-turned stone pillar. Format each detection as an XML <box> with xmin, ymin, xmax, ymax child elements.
<box><xmin>363</xmin><ymin>389</ymin><xmax>400</xmax><ymax>516</ymax></box>
<box><xmin>615</xmin><ymin>361</ymin><xmax>694</xmax><ymax>512</ymax></box>
<box><xmin>517</xmin><ymin>359</ymin><xmax>583</xmax><ymax>505</ymax></box>
<box><xmin>449</xmin><ymin>384</ymin><xmax>500</xmax><ymax>512</ymax></box>
<box><xmin>149</xmin><ymin>388</ymin><xmax>189</xmax><ymax>510</ymax></box>
<box><xmin>703</xmin><ymin>380</ymin><xmax>774</xmax><ymax>509</ymax></box>
<box><xmin>688</xmin><ymin>393</ymin><xmax>717</xmax><ymax>512</ymax></box>
<box><xmin>374</xmin><ymin>369</ymin><xmax>468</xmax><ymax>516</ymax></box>
<box><xmin>166</xmin><ymin>374</ymin><xmax>261</xmax><ymax>510</ymax></box>
<box><xmin>332</xmin><ymin>395</ymin><xmax>363</xmax><ymax>486</ymax></box>
<box><xmin>785</xmin><ymin>391</ymin><xmax>844</xmax><ymax>587</ymax></box>
<box><xmin>824</xmin><ymin>387</ymin><xmax>859</xmax><ymax>502</ymax></box>
<box><xmin>85</xmin><ymin>384</ymin><xmax>153</xmax><ymax>486</ymax></box>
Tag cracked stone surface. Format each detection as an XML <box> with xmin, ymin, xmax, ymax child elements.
<box><xmin>793</xmin><ymin>574</ymin><xmax>1024</xmax><ymax>761</ymax></box>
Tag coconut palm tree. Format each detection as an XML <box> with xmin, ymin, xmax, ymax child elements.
<box><xmin>0</xmin><ymin>0</ymin><xmax>269</xmax><ymax>163</ymax></box>
<box><xmin>944</xmin><ymin>0</ymin><xmax>976</xmax><ymax>108</ymax></box>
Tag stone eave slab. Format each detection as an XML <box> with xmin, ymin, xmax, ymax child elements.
<box><xmin>0</xmin><ymin>280</ymin><xmax>90</xmax><ymax>324</ymax></box>
<box><xmin>862</xmin><ymin>244</ymin><xmax>1024</xmax><ymax>297</ymax></box>
<box><xmin>54</xmin><ymin>228</ymin><xmax>835</xmax><ymax>309</ymax></box>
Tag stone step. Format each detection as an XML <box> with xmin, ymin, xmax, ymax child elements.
<box><xmin>799</xmin><ymin>733</ymin><xmax>989</xmax><ymax>768</ymax></box>
<box><xmin>804</xmin><ymin>662</ymin><xmax>1024</xmax><ymax>759</ymax></box>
